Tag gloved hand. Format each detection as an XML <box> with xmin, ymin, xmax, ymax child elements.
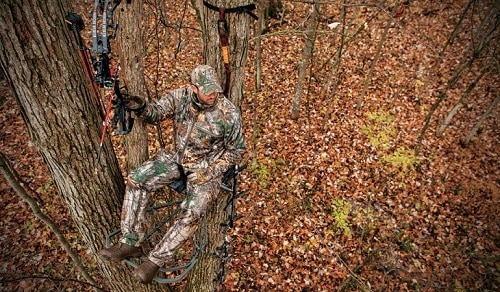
<box><xmin>122</xmin><ymin>94</ymin><xmax>146</xmax><ymax>112</ymax></box>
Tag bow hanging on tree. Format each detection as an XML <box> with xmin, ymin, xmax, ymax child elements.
<box><xmin>66</xmin><ymin>0</ymin><xmax>135</xmax><ymax>169</ymax></box>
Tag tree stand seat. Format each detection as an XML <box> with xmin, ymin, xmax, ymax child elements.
<box><xmin>104</xmin><ymin>164</ymin><xmax>245</xmax><ymax>284</ymax></box>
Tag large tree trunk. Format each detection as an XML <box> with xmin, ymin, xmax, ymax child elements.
<box><xmin>115</xmin><ymin>0</ymin><xmax>150</xmax><ymax>171</ymax></box>
<box><xmin>187</xmin><ymin>0</ymin><xmax>252</xmax><ymax>291</ymax></box>
<box><xmin>0</xmin><ymin>1</ymin><xmax>162</xmax><ymax>291</ymax></box>
<box><xmin>196</xmin><ymin>0</ymin><xmax>252</xmax><ymax>107</ymax></box>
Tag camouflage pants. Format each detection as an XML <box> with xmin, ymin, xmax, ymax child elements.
<box><xmin>119</xmin><ymin>150</ymin><xmax>221</xmax><ymax>267</ymax></box>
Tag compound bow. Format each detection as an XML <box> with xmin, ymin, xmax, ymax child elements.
<box><xmin>66</xmin><ymin>0</ymin><xmax>134</xmax><ymax>169</ymax></box>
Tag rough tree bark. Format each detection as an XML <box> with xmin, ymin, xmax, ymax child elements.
<box><xmin>186</xmin><ymin>0</ymin><xmax>253</xmax><ymax>291</ymax></box>
<box><xmin>0</xmin><ymin>1</ymin><xmax>160</xmax><ymax>291</ymax></box>
<box><xmin>0</xmin><ymin>152</ymin><xmax>100</xmax><ymax>290</ymax></box>
<box><xmin>196</xmin><ymin>0</ymin><xmax>252</xmax><ymax>107</ymax></box>
<box><xmin>115</xmin><ymin>1</ymin><xmax>150</xmax><ymax>171</ymax></box>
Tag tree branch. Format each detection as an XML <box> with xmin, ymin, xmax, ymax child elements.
<box><xmin>461</xmin><ymin>93</ymin><xmax>499</xmax><ymax>147</ymax></box>
<box><xmin>0</xmin><ymin>275</ymin><xmax>105</xmax><ymax>291</ymax></box>
<box><xmin>0</xmin><ymin>152</ymin><xmax>104</xmax><ymax>292</ymax></box>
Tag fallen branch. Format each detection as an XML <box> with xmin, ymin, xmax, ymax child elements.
<box><xmin>0</xmin><ymin>151</ymin><xmax>104</xmax><ymax>292</ymax></box>
<box><xmin>0</xmin><ymin>275</ymin><xmax>103</xmax><ymax>290</ymax></box>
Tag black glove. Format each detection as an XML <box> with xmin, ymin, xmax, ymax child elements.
<box><xmin>123</xmin><ymin>94</ymin><xmax>146</xmax><ymax>112</ymax></box>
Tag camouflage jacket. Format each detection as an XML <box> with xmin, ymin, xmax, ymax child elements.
<box><xmin>140</xmin><ymin>87</ymin><xmax>245</xmax><ymax>180</ymax></box>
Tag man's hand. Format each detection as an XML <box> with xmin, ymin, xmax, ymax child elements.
<box><xmin>122</xmin><ymin>94</ymin><xmax>146</xmax><ymax>112</ymax></box>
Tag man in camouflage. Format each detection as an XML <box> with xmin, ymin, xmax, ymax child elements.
<box><xmin>99</xmin><ymin>65</ymin><xmax>245</xmax><ymax>284</ymax></box>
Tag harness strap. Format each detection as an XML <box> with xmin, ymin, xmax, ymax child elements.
<box><xmin>203</xmin><ymin>1</ymin><xmax>258</xmax><ymax>20</ymax></box>
<box><xmin>218</xmin><ymin>7</ymin><xmax>231</xmax><ymax>95</ymax></box>
<box><xmin>203</xmin><ymin>0</ymin><xmax>259</xmax><ymax>20</ymax></box>
<box><xmin>203</xmin><ymin>1</ymin><xmax>257</xmax><ymax>95</ymax></box>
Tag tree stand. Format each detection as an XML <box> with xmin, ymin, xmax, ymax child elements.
<box><xmin>104</xmin><ymin>164</ymin><xmax>245</xmax><ymax>284</ymax></box>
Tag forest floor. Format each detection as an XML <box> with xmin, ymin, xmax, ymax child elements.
<box><xmin>1</xmin><ymin>0</ymin><xmax>499</xmax><ymax>291</ymax></box>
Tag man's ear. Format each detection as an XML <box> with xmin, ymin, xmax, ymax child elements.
<box><xmin>190</xmin><ymin>84</ymin><xmax>198</xmax><ymax>93</ymax></box>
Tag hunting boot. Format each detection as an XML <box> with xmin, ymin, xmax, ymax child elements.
<box><xmin>99</xmin><ymin>243</ymin><xmax>143</xmax><ymax>261</ymax></box>
<box><xmin>133</xmin><ymin>259</ymin><xmax>160</xmax><ymax>284</ymax></box>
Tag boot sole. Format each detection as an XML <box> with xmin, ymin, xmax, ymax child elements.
<box><xmin>100</xmin><ymin>251</ymin><xmax>143</xmax><ymax>262</ymax></box>
<box><xmin>133</xmin><ymin>268</ymin><xmax>159</xmax><ymax>284</ymax></box>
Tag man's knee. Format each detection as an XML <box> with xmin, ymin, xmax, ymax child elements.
<box><xmin>126</xmin><ymin>175</ymin><xmax>140</xmax><ymax>188</ymax></box>
<box><xmin>179</xmin><ymin>208</ymin><xmax>202</xmax><ymax>227</ymax></box>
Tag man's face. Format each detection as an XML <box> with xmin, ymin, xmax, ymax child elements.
<box><xmin>191</xmin><ymin>85</ymin><xmax>218</xmax><ymax>105</ymax></box>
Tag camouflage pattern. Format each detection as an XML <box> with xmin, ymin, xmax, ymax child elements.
<box><xmin>118</xmin><ymin>68</ymin><xmax>245</xmax><ymax>267</ymax></box>
<box><xmin>190</xmin><ymin>64</ymin><xmax>223</xmax><ymax>95</ymax></box>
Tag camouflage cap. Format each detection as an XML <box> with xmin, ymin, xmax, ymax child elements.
<box><xmin>190</xmin><ymin>65</ymin><xmax>223</xmax><ymax>95</ymax></box>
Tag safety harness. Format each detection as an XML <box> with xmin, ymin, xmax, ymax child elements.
<box><xmin>202</xmin><ymin>1</ymin><xmax>258</xmax><ymax>95</ymax></box>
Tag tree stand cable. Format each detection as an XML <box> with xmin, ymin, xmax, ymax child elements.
<box><xmin>103</xmin><ymin>165</ymin><xmax>245</xmax><ymax>284</ymax></box>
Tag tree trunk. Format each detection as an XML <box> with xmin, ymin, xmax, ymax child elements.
<box><xmin>196</xmin><ymin>0</ymin><xmax>252</xmax><ymax>107</ymax></box>
<box><xmin>415</xmin><ymin>2</ymin><xmax>495</xmax><ymax>156</ymax></box>
<box><xmin>0</xmin><ymin>1</ymin><xmax>161</xmax><ymax>291</ymax></box>
<box><xmin>187</xmin><ymin>0</ymin><xmax>252</xmax><ymax>291</ymax></box>
<box><xmin>290</xmin><ymin>1</ymin><xmax>320</xmax><ymax>120</ymax></box>
<box><xmin>0</xmin><ymin>152</ymin><xmax>100</xmax><ymax>290</ymax></box>
<box><xmin>436</xmin><ymin>63</ymin><xmax>490</xmax><ymax>137</ymax></box>
<box><xmin>357</xmin><ymin>1</ymin><xmax>405</xmax><ymax>108</ymax></box>
<box><xmin>321</xmin><ymin>1</ymin><xmax>346</xmax><ymax>130</ymax></box>
<box><xmin>414</xmin><ymin>0</ymin><xmax>477</xmax><ymax>104</ymax></box>
<box><xmin>462</xmin><ymin>93</ymin><xmax>499</xmax><ymax>147</ymax></box>
<box><xmin>115</xmin><ymin>0</ymin><xmax>150</xmax><ymax>171</ymax></box>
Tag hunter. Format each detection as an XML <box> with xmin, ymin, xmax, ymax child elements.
<box><xmin>99</xmin><ymin>65</ymin><xmax>245</xmax><ymax>284</ymax></box>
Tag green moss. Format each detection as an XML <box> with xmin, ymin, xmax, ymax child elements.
<box><xmin>361</xmin><ymin>111</ymin><xmax>419</xmax><ymax>179</ymax></box>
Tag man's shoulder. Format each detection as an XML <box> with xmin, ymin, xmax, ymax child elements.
<box><xmin>216</xmin><ymin>96</ymin><xmax>239</xmax><ymax>115</ymax></box>
<box><xmin>161</xmin><ymin>87</ymin><xmax>192</xmax><ymax>109</ymax></box>
<box><xmin>168</xmin><ymin>87</ymin><xmax>191</xmax><ymax>99</ymax></box>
